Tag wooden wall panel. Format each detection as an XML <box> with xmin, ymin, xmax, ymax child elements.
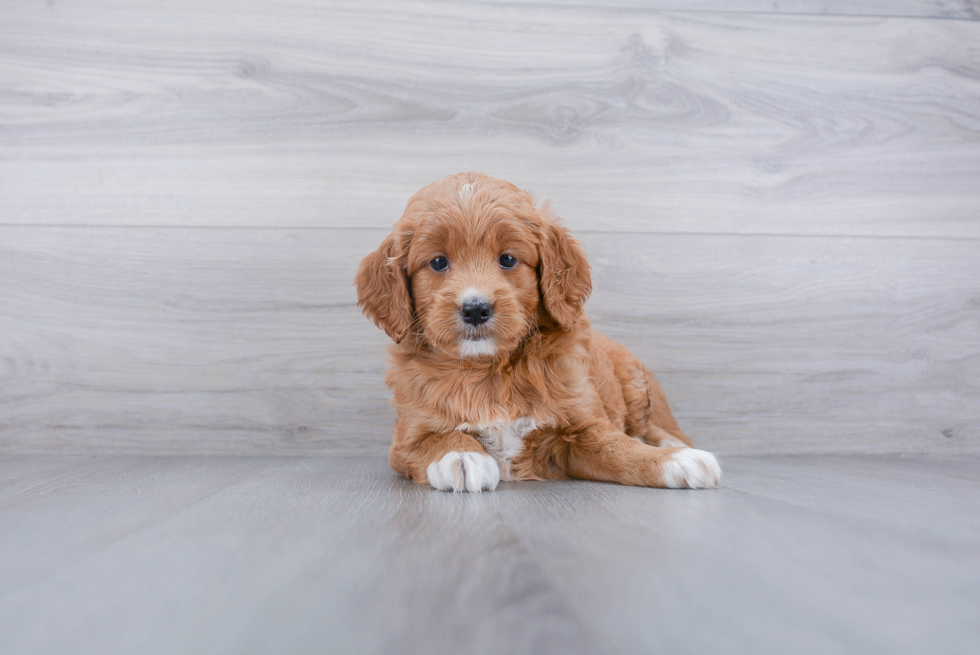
<box><xmin>2</xmin><ymin>1</ymin><xmax>978</xmax><ymax>455</ymax></box>
<box><xmin>2</xmin><ymin>227</ymin><xmax>976</xmax><ymax>455</ymax></box>
<box><xmin>1</xmin><ymin>1</ymin><xmax>979</xmax><ymax>237</ymax></box>
<box><xmin>477</xmin><ymin>1</ymin><xmax>980</xmax><ymax>19</ymax></box>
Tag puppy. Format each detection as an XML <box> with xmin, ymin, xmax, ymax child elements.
<box><xmin>355</xmin><ymin>172</ymin><xmax>720</xmax><ymax>492</ymax></box>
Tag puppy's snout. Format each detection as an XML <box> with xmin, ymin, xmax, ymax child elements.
<box><xmin>460</xmin><ymin>299</ymin><xmax>493</xmax><ymax>326</ymax></box>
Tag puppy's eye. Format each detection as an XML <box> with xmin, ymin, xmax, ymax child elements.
<box><xmin>430</xmin><ymin>256</ymin><xmax>449</xmax><ymax>272</ymax></box>
<box><xmin>498</xmin><ymin>254</ymin><xmax>518</xmax><ymax>269</ymax></box>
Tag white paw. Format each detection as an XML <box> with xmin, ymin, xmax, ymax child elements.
<box><xmin>427</xmin><ymin>451</ymin><xmax>500</xmax><ymax>493</ymax></box>
<box><xmin>661</xmin><ymin>449</ymin><xmax>721</xmax><ymax>489</ymax></box>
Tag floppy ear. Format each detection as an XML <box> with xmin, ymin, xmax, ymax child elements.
<box><xmin>355</xmin><ymin>231</ymin><xmax>414</xmax><ymax>343</ymax></box>
<box><xmin>538</xmin><ymin>216</ymin><xmax>592</xmax><ymax>331</ymax></box>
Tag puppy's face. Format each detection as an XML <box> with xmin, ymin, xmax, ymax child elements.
<box><xmin>356</xmin><ymin>173</ymin><xmax>591</xmax><ymax>360</ymax></box>
<box><xmin>407</xmin><ymin>198</ymin><xmax>540</xmax><ymax>358</ymax></box>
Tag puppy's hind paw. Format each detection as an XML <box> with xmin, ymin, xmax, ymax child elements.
<box><xmin>660</xmin><ymin>449</ymin><xmax>721</xmax><ymax>489</ymax></box>
<box><xmin>427</xmin><ymin>451</ymin><xmax>500</xmax><ymax>493</ymax></box>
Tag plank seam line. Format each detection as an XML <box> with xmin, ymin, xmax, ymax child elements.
<box><xmin>3</xmin><ymin>224</ymin><xmax>980</xmax><ymax>243</ymax></box>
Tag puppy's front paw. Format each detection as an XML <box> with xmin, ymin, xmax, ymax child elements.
<box><xmin>660</xmin><ymin>449</ymin><xmax>721</xmax><ymax>489</ymax></box>
<box><xmin>427</xmin><ymin>451</ymin><xmax>500</xmax><ymax>493</ymax></box>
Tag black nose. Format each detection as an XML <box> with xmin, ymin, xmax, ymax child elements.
<box><xmin>460</xmin><ymin>299</ymin><xmax>493</xmax><ymax>326</ymax></box>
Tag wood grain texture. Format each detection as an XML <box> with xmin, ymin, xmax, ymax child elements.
<box><xmin>2</xmin><ymin>227</ymin><xmax>977</xmax><ymax>455</ymax></box>
<box><xmin>2</xmin><ymin>1</ymin><xmax>979</xmax><ymax>456</ymax></box>
<box><xmin>478</xmin><ymin>0</ymin><xmax>980</xmax><ymax>19</ymax></box>
<box><xmin>0</xmin><ymin>227</ymin><xmax>393</xmax><ymax>456</ymax></box>
<box><xmin>2</xmin><ymin>1</ymin><xmax>979</xmax><ymax>237</ymax></box>
<box><xmin>1</xmin><ymin>455</ymin><xmax>978</xmax><ymax>654</ymax></box>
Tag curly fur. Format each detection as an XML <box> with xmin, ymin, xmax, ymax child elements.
<box><xmin>355</xmin><ymin>172</ymin><xmax>720</xmax><ymax>490</ymax></box>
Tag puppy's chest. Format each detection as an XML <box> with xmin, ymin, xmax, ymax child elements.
<box><xmin>455</xmin><ymin>417</ymin><xmax>539</xmax><ymax>480</ymax></box>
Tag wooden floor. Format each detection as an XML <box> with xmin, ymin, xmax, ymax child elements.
<box><xmin>1</xmin><ymin>454</ymin><xmax>978</xmax><ymax>655</ymax></box>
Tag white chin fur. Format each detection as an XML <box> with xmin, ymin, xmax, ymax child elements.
<box><xmin>427</xmin><ymin>451</ymin><xmax>500</xmax><ymax>492</ymax></box>
<box><xmin>660</xmin><ymin>449</ymin><xmax>722</xmax><ymax>489</ymax></box>
<box><xmin>458</xmin><ymin>338</ymin><xmax>496</xmax><ymax>358</ymax></box>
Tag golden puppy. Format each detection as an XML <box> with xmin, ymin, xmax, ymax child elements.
<box><xmin>355</xmin><ymin>172</ymin><xmax>720</xmax><ymax>492</ymax></box>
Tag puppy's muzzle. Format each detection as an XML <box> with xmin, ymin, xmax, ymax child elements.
<box><xmin>460</xmin><ymin>299</ymin><xmax>493</xmax><ymax>326</ymax></box>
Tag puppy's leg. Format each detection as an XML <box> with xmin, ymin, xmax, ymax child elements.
<box><xmin>390</xmin><ymin>431</ymin><xmax>500</xmax><ymax>493</ymax></box>
<box><xmin>643</xmin><ymin>424</ymin><xmax>694</xmax><ymax>449</ymax></box>
<box><xmin>606</xmin><ymin>338</ymin><xmax>693</xmax><ymax>448</ymax></box>
<box><xmin>565</xmin><ymin>428</ymin><xmax>720</xmax><ymax>489</ymax></box>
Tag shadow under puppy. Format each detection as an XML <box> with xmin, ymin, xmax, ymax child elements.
<box><xmin>355</xmin><ymin>172</ymin><xmax>721</xmax><ymax>492</ymax></box>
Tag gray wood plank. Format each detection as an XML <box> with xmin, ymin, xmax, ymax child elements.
<box><xmin>2</xmin><ymin>2</ymin><xmax>979</xmax><ymax>237</ymax></box>
<box><xmin>591</xmin><ymin>232</ymin><xmax>980</xmax><ymax>455</ymax></box>
<box><xmin>0</xmin><ymin>456</ymin><xmax>593</xmax><ymax>655</ymax></box>
<box><xmin>0</xmin><ymin>227</ymin><xmax>395</xmax><ymax>456</ymax></box>
<box><xmin>478</xmin><ymin>0</ymin><xmax>980</xmax><ymax>19</ymax></box>
<box><xmin>0</xmin><ymin>455</ymin><xmax>977</xmax><ymax>654</ymax></box>
<box><xmin>496</xmin><ymin>454</ymin><xmax>980</xmax><ymax>655</ymax></box>
<box><xmin>1</xmin><ymin>227</ymin><xmax>977</xmax><ymax>455</ymax></box>
<box><xmin>722</xmin><ymin>455</ymin><xmax>980</xmax><ymax>543</ymax></box>
<box><xmin>0</xmin><ymin>456</ymin><xmax>263</xmax><ymax>591</ymax></box>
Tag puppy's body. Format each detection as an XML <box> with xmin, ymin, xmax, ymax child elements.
<box><xmin>356</xmin><ymin>173</ymin><xmax>720</xmax><ymax>492</ymax></box>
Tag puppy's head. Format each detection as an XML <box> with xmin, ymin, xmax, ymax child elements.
<box><xmin>355</xmin><ymin>172</ymin><xmax>591</xmax><ymax>359</ymax></box>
